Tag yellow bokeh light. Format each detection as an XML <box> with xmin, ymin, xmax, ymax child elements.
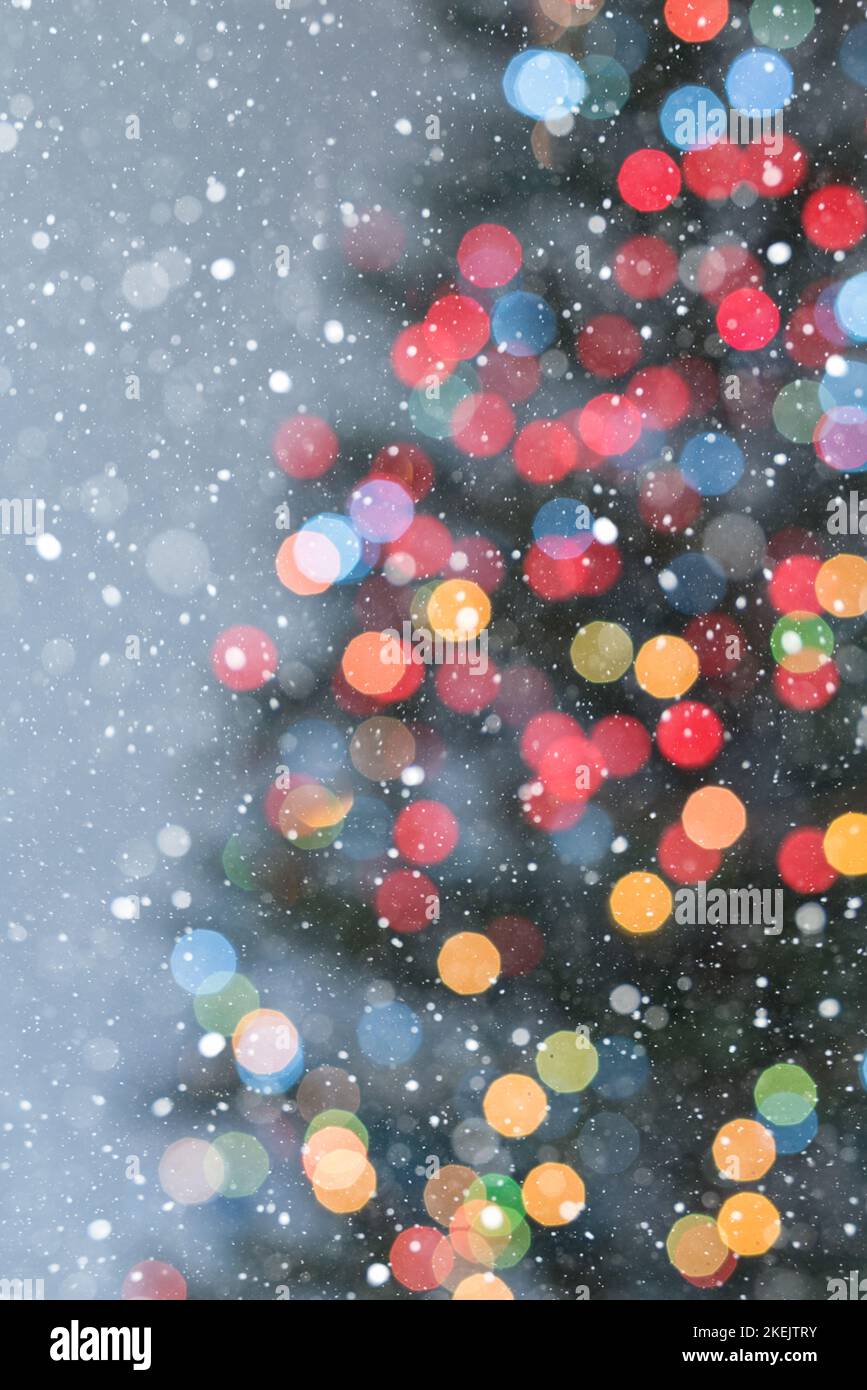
<box><xmin>667</xmin><ymin>1213</ymin><xmax>730</xmax><ymax>1279</ymax></box>
<box><xmin>609</xmin><ymin>871</ymin><xmax>673</xmax><ymax>934</ymax></box>
<box><xmin>310</xmin><ymin>1147</ymin><xmax>368</xmax><ymax>1193</ymax></box>
<box><xmin>278</xmin><ymin>783</ymin><xmax>350</xmax><ymax>837</ymax></box>
<box><xmin>437</xmin><ymin>932</ymin><xmax>501</xmax><ymax>995</ymax></box>
<box><xmin>452</xmin><ymin>1273</ymin><xmax>514</xmax><ymax>1301</ymax></box>
<box><xmin>823</xmin><ymin>812</ymin><xmax>867</xmax><ymax>875</ymax></box>
<box><xmin>634</xmin><ymin>635</ymin><xmax>699</xmax><ymax>699</ymax></box>
<box><xmin>712</xmin><ymin>1118</ymin><xmax>776</xmax><ymax>1182</ymax></box>
<box><xmin>302</xmin><ymin>1125</ymin><xmax>367</xmax><ymax>1182</ymax></box>
<box><xmin>522</xmin><ymin>1163</ymin><xmax>586</xmax><ymax>1226</ymax></box>
<box><xmin>483</xmin><ymin>1073</ymin><xmax>548</xmax><ymax>1138</ymax></box>
<box><xmin>815</xmin><ymin>553</ymin><xmax>867</xmax><ymax>618</ymax></box>
<box><xmin>717</xmin><ymin>1193</ymin><xmax>780</xmax><ymax>1256</ymax></box>
<box><xmin>426</xmin><ymin>579</ymin><xmax>491</xmax><ymax>641</ymax></box>
<box><xmin>312</xmin><ymin>1157</ymin><xmax>377</xmax><ymax>1214</ymax></box>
